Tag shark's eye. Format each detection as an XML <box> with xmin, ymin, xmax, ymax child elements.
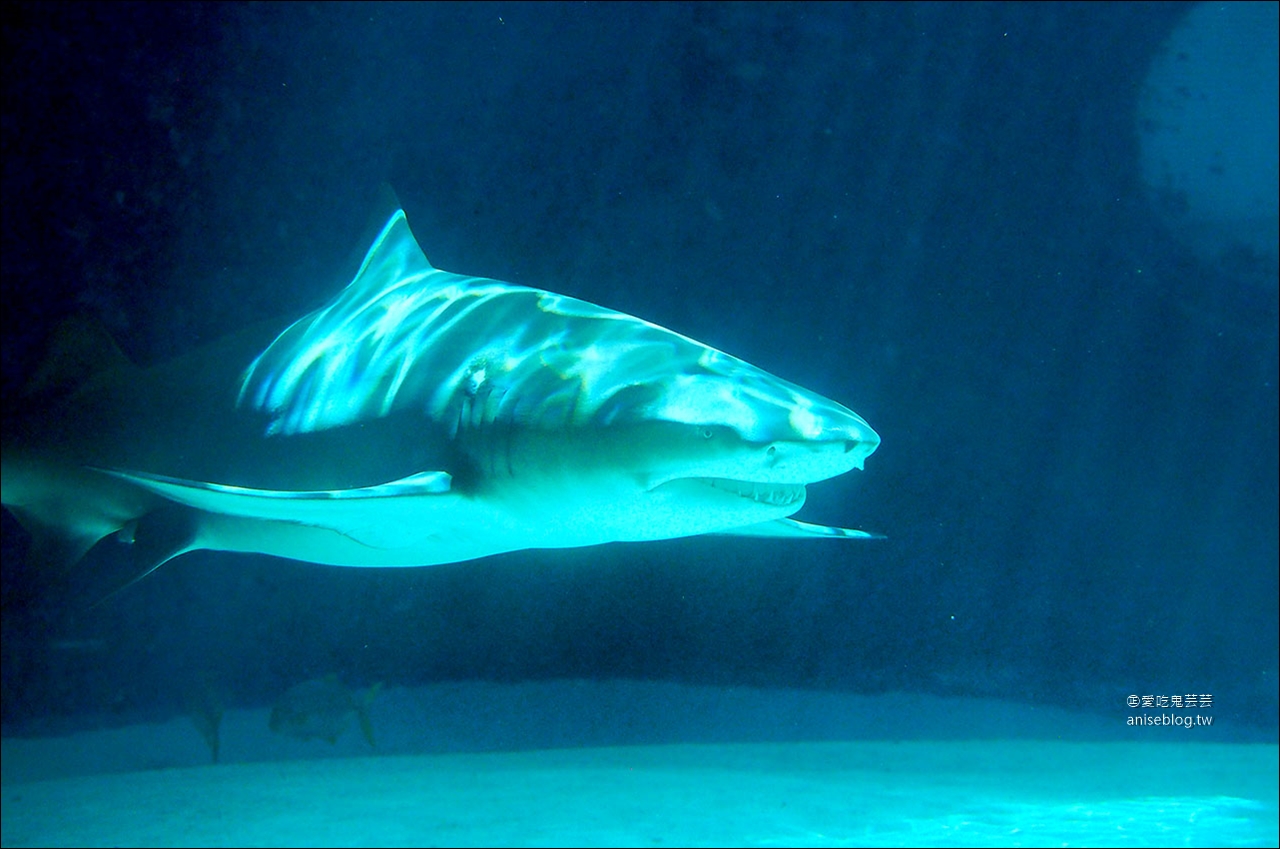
<box><xmin>700</xmin><ymin>427</ymin><xmax>716</xmax><ymax>439</ymax></box>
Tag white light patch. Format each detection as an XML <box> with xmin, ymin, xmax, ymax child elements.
<box><xmin>788</xmin><ymin>401</ymin><xmax>823</xmax><ymax>440</ymax></box>
<box><xmin>649</xmin><ymin>374</ymin><xmax>759</xmax><ymax>434</ymax></box>
<box><xmin>370</xmin><ymin>288</ymin><xmax>423</xmax><ymax>340</ymax></box>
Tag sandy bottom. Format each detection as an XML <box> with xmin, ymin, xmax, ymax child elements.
<box><xmin>3</xmin><ymin>682</ymin><xmax>1276</xmax><ymax>847</ymax></box>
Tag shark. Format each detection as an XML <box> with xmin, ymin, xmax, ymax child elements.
<box><xmin>1</xmin><ymin>203</ymin><xmax>879</xmax><ymax>586</ymax></box>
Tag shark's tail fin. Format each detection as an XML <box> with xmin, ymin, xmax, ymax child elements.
<box><xmin>4</xmin><ymin>316</ymin><xmax>128</xmax><ymax>575</ymax></box>
<box><xmin>3</xmin><ymin>316</ymin><xmax>163</xmax><ymax>603</ymax></box>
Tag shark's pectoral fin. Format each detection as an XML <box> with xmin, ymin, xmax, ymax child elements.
<box><xmin>94</xmin><ymin>468</ymin><xmax>454</xmax><ymax>549</ymax></box>
<box><xmin>95</xmin><ymin>469</ymin><xmax>452</xmax><ymax>519</ymax></box>
<box><xmin>714</xmin><ymin>518</ymin><xmax>884</xmax><ymax>540</ymax></box>
<box><xmin>127</xmin><ymin>503</ymin><xmax>202</xmax><ymax>573</ymax></box>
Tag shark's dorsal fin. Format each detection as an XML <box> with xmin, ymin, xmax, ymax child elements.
<box><xmin>348</xmin><ymin>205</ymin><xmax>437</xmax><ymax>292</ymax></box>
<box><xmin>237</xmin><ymin>201</ymin><xmax>455</xmax><ymax>434</ymax></box>
<box><xmin>22</xmin><ymin>315</ymin><xmax>132</xmax><ymax>401</ymax></box>
<box><xmin>332</xmin><ymin>184</ymin><xmax>416</xmax><ymax>294</ymax></box>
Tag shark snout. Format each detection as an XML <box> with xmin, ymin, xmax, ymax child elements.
<box><xmin>832</xmin><ymin>414</ymin><xmax>880</xmax><ymax>471</ymax></box>
<box><xmin>757</xmin><ymin>402</ymin><xmax>879</xmax><ymax>482</ymax></box>
<box><xmin>756</xmin><ymin>435</ymin><xmax>873</xmax><ymax>483</ymax></box>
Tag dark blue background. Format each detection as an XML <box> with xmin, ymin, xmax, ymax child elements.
<box><xmin>3</xmin><ymin>3</ymin><xmax>1276</xmax><ymax>735</ymax></box>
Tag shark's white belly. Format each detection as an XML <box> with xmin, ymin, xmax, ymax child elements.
<box><xmin>190</xmin><ymin>472</ymin><xmax>806</xmax><ymax>567</ymax></box>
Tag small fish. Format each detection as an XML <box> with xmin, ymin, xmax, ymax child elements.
<box><xmin>185</xmin><ymin>680</ymin><xmax>223</xmax><ymax>763</ymax></box>
<box><xmin>269</xmin><ymin>675</ymin><xmax>381</xmax><ymax>746</ymax></box>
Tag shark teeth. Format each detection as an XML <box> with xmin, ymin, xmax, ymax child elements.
<box><xmin>703</xmin><ymin>478</ymin><xmax>805</xmax><ymax>507</ymax></box>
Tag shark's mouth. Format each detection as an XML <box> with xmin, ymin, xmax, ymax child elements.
<box><xmin>700</xmin><ymin>478</ymin><xmax>806</xmax><ymax>508</ymax></box>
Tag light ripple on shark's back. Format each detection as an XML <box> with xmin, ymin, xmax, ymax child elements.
<box><xmin>1</xmin><ymin>203</ymin><xmax>881</xmax><ymax>590</ymax></box>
